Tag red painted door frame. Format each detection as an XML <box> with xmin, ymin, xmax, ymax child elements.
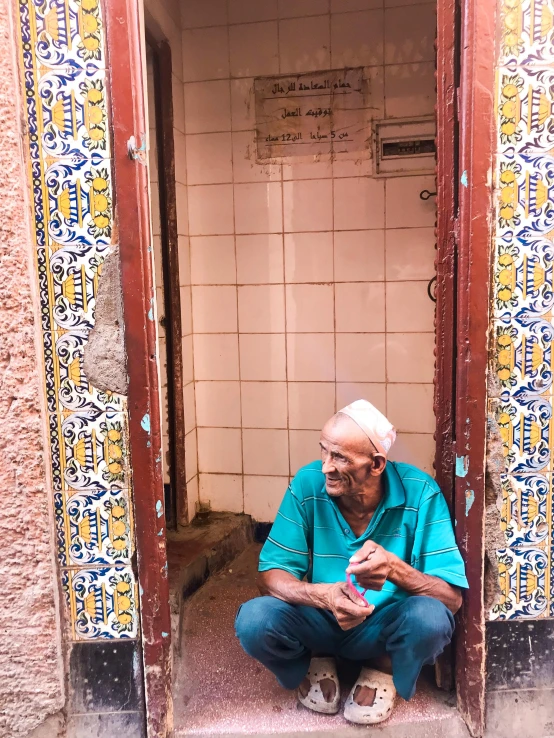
<box><xmin>103</xmin><ymin>0</ymin><xmax>496</xmax><ymax>733</ymax></box>
<box><xmin>104</xmin><ymin>0</ymin><xmax>172</xmax><ymax>736</ymax></box>
<box><xmin>435</xmin><ymin>0</ymin><xmax>496</xmax><ymax>734</ymax></box>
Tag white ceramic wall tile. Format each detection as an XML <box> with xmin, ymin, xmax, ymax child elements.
<box><xmin>150</xmin><ymin>187</ymin><xmax>161</xmax><ymax>237</ymax></box>
<box><xmin>176</xmin><ymin>182</ymin><xmax>189</xmax><ymax>236</ymax></box>
<box><xmin>174</xmin><ymin>130</ymin><xmax>188</xmax><ymax>186</ymax></box>
<box><xmin>236</xmin><ymin>234</ymin><xmax>284</xmax><ymax>283</ymax></box>
<box><xmin>282</xmin><ymin>158</ymin><xmax>333</xmax><ymax>181</ymax></box>
<box><xmin>284</xmin><ymin>232</ymin><xmax>334</xmax><ymax>283</ymax></box>
<box><xmin>186</xmin><ymin>475</ymin><xmax>199</xmax><ymax>522</ymax></box>
<box><xmin>289</xmin><ymin>429</ymin><xmax>322</xmax><ymax>474</ymax></box>
<box><xmin>238</xmin><ymin>285</ymin><xmax>286</xmax><ymax>333</ymax></box>
<box><xmin>182</xmin><ymin>334</ymin><xmax>194</xmax><ymax>384</ymax></box>
<box><xmin>229</xmin><ymin>22</ymin><xmax>280</xmax><ymax>78</ymax></box>
<box><xmin>386</xmin><ymin>332</ymin><xmax>434</xmax><ymax>383</ymax></box>
<box><xmin>244</xmin><ymin>476</ymin><xmax>289</xmax><ymax>522</ymax></box>
<box><xmin>229</xmin><ymin>0</ymin><xmax>279</xmax><ymax>24</ymax></box>
<box><xmin>195</xmin><ymin>381</ymin><xmax>241</xmax><ymax>427</ymax></box>
<box><xmin>286</xmin><ymin>284</ymin><xmax>334</xmax><ymax>332</ymax></box>
<box><xmin>278</xmin><ymin>0</ymin><xmax>330</xmax><ymax>18</ymax></box>
<box><xmin>199</xmin><ymin>473</ymin><xmax>244</xmax><ymax>513</ymax></box>
<box><xmin>334</xmin><ymin>178</ymin><xmax>385</xmax><ymax>231</ymax></box>
<box><xmin>387</xmin><ymin>383</ymin><xmax>434</xmax><ymax>433</ymax></box>
<box><xmin>334</xmin><ymin>230</ymin><xmax>385</xmax><ymax>282</ymax></box>
<box><xmin>386</xmin><ymin>281</ymin><xmax>434</xmax><ymax>332</ymax></box>
<box><xmin>180</xmin><ymin>285</ymin><xmax>193</xmax><ymax>336</ymax></box>
<box><xmin>385</xmin><ymin>227</ymin><xmax>435</xmax><ymax>281</ymax></box>
<box><xmin>190</xmin><ymin>235</ymin><xmax>237</xmax><ymax>285</ymax></box>
<box><xmin>283</xmin><ymin>179</ymin><xmax>334</xmax><ymax>232</ymax></box>
<box><xmin>188</xmin><ymin>184</ymin><xmax>234</xmax><ymax>236</ymax></box>
<box><xmin>279</xmin><ymin>16</ymin><xmax>331</xmax><ymax>74</ymax></box>
<box><xmin>336</xmin><ymin>382</ymin><xmax>387</xmax><ymax>411</ymax></box>
<box><xmin>388</xmin><ymin>433</ymin><xmax>435</xmax><ymax>475</ymax></box>
<box><xmin>385</xmin><ymin>176</ymin><xmax>436</xmax><ymax>228</ymax></box>
<box><xmin>288</xmin><ymin>382</ymin><xmax>335</xmax><ymax>430</ymax></box>
<box><xmin>234</xmin><ymin>182</ymin><xmax>283</xmax><ymax>234</ymax></box>
<box><xmin>186</xmin><ymin>133</ymin><xmax>233</xmax><ymax>186</ymax></box>
<box><xmin>232</xmin><ymin>131</ymin><xmax>282</xmax><ymax>183</ymax></box>
<box><xmin>183</xmin><ymin>381</ymin><xmax>197</xmax><ymax>434</ymax></box>
<box><xmin>197</xmin><ymin>427</ymin><xmax>242</xmax><ymax>473</ymax></box>
<box><xmin>384</xmin><ymin>62</ymin><xmax>436</xmax><ymax>118</ymax></box>
<box><xmin>331</xmin><ymin>0</ymin><xmax>381</xmax><ymax>10</ymax></box>
<box><xmin>172</xmin><ymin>75</ymin><xmax>186</xmax><ymax>133</ymax></box>
<box><xmin>192</xmin><ymin>286</ymin><xmax>238</xmax><ymax>333</ymax></box>
<box><xmin>231</xmin><ymin>78</ymin><xmax>255</xmax><ymax>131</ymax></box>
<box><xmin>241</xmin><ymin>381</ymin><xmax>288</xmax><ymax>428</ymax></box>
<box><xmin>185</xmin><ymin>428</ymin><xmax>198</xmax><ymax>481</ymax></box>
<box><xmin>384</xmin><ymin>4</ymin><xmax>436</xmax><ymax>65</ymax></box>
<box><xmin>182</xmin><ymin>27</ymin><xmax>230</xmax><ymax>83</ymax></box>
<box><xmin>335</xmin><ymin>282</ymin><xmax>385</xmax><ymax>332</ymax></box>
<box><xmin>181</xmin><ymin>0</ymin><xmax>227</xmax><ymax>28</ymax></box>
<box><xmin>178</xmin><ymin>236</ymin><xmax>191</xmax><ymax>286</ymax></box>
<box><xmin>332</xmin><ymin>155</ymin><xmax>373</xmax><ymax>179</ymax></box>
<box><xmin>287</xmin><ymin>333</ymin><xmax>335</xmax><ymax>381</ymax></box>
<box><xmin>336</xmin><ymin>333</ymin><xmax>386</xmax><ymax>382</ymax></box>
<box><xmin>184</xmin><ymin>80</ymin><xmax>231</xmax><ymax>134</ymax></box>
<box><xmin>193</xmin><ymin>334</ymin><xmax>240</xmax><ymax>380</ymax></box>
<box><xmin>239</xmin><ymin>333</ymin><xmax>287</xmax><ymax>380</ymax></box>
<box><xmin>243</xmin><ymin>429</ymin><xmax>290</xmax><ymax>475</ymax></box>
<box><xmin>331</xmin><ymin>10</ymin><xmax>384</xmax><ymax>67</ymax></box>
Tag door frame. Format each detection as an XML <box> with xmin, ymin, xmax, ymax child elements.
<box><xmin>104</xmin><ymin>0</ymin><xmax>497</xmax><ymax>732</ymax></box>
<box><xmin>435</xmin><ymin>0</ymin><xmax>496</xmax><ymax>734</ymax></box>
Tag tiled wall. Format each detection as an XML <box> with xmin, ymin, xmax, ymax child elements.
<box><xmin>489</xmin><ymin>0</ymin><xmax>554</xmax><ymax>620</ymax></box>
<box><xmin>177</xmin><ymin>0</ymin><xmax>438</xmax><ymax>522</ymax></box>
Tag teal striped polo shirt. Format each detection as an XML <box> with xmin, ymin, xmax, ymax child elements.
<box><xmin>259</xmin><ymin>460</ymin><xmax>468</xmax><ymax>611</ymax></box>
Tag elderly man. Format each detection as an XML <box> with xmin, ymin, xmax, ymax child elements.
<box><xmin>235</xmin><ymin>400</ymin><xmax>467</xmax><ymax>725</ymax></box>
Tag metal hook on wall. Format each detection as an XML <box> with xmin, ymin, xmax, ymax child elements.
<box><xmin>427</xmin><ymin>275</ymin><xmax>437</xmax><ymax>302</ymax></box>
<box><xmin>420</xmin><ymin>189</ymin><xmax>437</xmax><ymax>200</ymax></box>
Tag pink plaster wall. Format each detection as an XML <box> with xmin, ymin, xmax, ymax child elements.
<box><xmin>0</xmin><ymin>0</ymin><xmax>65</xmax><ymax>735</ymax></box>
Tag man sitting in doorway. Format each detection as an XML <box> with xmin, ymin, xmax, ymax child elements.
<box><xmin>235</xmin><ymin>399</ymin><xmax>467</xmax><ymax>725</ymax></box>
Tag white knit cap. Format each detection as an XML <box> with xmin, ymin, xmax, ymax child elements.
<box><xmin>338</xmin><ymin>399</ymin><xmax>396</xmax><ymax>457</ymax></box>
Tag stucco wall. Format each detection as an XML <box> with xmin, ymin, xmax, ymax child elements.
<box><xmin>0</xmin><ymin>0</ymin><xmax>65</xmax><ymax>735</ymax></box>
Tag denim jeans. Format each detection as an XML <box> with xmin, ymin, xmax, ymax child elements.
<box><xmin>235</xmin><ymin>595</ymin><xmax>454</xmax><ymax>701</ymax></box>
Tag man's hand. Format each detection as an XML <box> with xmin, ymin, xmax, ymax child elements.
<box><xmin>325</xmin><ymin>582</ymin><xmax>374</xmax><ymax>630</ymax></box>
<box><xmin>346</xmin><ymin>541</ymin><xmax>396</xmax><ymax>591</ymax></box>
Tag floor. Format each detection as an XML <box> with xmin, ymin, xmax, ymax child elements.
<box><xmin>172</xmin><ymin>544</ymin><xmax>468</xmax><ymax>738</ymax></box>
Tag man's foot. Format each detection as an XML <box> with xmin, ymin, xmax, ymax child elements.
<box><xmin>344</xmin><ymin>668</ymin><xmax>396</xmax><ymax>725</ymax></box>
<box><xmin>297</xmin><ymin>657</ymin><xmax>340</xmax><ymax>715</ymax></box>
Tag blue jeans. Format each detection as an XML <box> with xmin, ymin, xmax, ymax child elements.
<box><xmin>235</xmin><ymin>595</ymin><xmax>454</xmax><ymax>701</ymax></box>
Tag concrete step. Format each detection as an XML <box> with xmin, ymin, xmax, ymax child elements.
<box><xmin>167</xmin><ymin>512</ymin><xmax>253</xmax><ymax>654</ymax></box>
<box><xmin>171</xmin><ymin>544</ymin><xmax>469</xmax><ymax>738</ymax></box>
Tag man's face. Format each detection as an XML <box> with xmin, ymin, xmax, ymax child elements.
<box><xmin>319</xmin><ymin>415</ymin><xmax>384</xmax><ymax>498</ymax></box>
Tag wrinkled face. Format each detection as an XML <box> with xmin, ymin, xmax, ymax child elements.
<box><xmin>319</xmin><ymin>414</ymin><xmax>385</xmax><ymax>497</ymax></box>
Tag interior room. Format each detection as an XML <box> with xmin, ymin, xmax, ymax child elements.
<box><xmin>143</xmin><ymin>0</ymin><xmax>440</xmax><ymax>731</ymax></box>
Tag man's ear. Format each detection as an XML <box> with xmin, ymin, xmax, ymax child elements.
<box><xmin>370</xmin><ymin>454</ymin><xmax>387</xmax><ymax>476</ymax></box>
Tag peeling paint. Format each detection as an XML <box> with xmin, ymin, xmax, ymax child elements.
<box><xmin>161</xmin><ymin>632</ymin><xmax>169</xmax><ymax>638</ymax></box>
<box><xmin>456</xmin><ymin>455</ymin><xmax>469</xmax><ymax>477</ymax></box>
<box><xmin>141</xmin><ymin>413</ymin><xmax>151</xmax><ymax>434</ymax></box>
<box><xmin>156</xmin><ymin>500</ymin><xmax>163</xmax><ymax>518</ymax></box>
<box><xmin>147</xmin><ymin>297</ymin><xmax>154</xmax><ymax>321</ymax></box>
<box><xmin>465</xmin><ymin>489</ymin><xmax>475</xmax><ymax>516</ymax></box>
<box><xmin>461</xmin><ymin>170</ymin><xmax>468</xmax><ymax>187</ymax></box>
<box><xmin>157</xmin><ymin>529</ymin><xmax>163</xmax><ymax>536</ymax></box>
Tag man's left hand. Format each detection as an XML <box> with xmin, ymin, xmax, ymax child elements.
<box><xmin>346</xmin><ymin>541</ymin><xmax>397</xmax><ymax>591</ymax></box>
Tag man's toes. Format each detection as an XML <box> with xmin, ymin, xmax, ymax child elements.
<box><xmin>320</xmin><ymin>678</ymin><xmax>337</xmax><ymax>703</ymax></box>
<box><xmin>353</xmin><ymin>685</ymin><xmax>376</xmax><ymax>707</ymax></box>
<box><xmin>299</xmin><ymin>678</ymin><xmax>310</xmax><ymax>698</ymax></box>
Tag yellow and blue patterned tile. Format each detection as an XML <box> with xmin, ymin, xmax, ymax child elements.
<box><xmin>495</xmin><ymin>395</ymin><xmax>551</xmax><ymax>474</ymax></box>
<box><xmin>43</xmin><ymin>330</ymin><xmax>124</xmax><ymax>415</ymax></box>
<box><xmin>55</xmin><ymin>488</ymin><xmax>134</xmax><ymax>567</ymax></box>
<box><xmin>498</xmin><ymin>0</ymin><xmax>554</xmax><ymax>69</ymax></box>
<box><xmin>62</xmin><ymin>566</ymin><xmax>139</xmax><ymax>640</ymax></box>
<box><xmin>491</xmin><ymin>546</ymin><xmax>548</xmax><ymax>620</ymax></box>
<box><xmin>500</xmin><ymin>473</ymin><xmax>551</xmax><ymax>547</ymax></box>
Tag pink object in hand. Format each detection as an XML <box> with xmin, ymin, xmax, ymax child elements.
<box><xmin>345</xmin><ymin>570</ymin><xmax>371</xmax><ymax>607</ymax></box>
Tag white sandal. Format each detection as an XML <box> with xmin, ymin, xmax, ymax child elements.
<box><xmin>297</xmin><ymin>656</ymin><xmax>341</xmax><ymax>714</ymax></box>
<box><xmin>343</xmin><ymin>667</ymin><xmax>396</xmax><ymax>725</ymax></box>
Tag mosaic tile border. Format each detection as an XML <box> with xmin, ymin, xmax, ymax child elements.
<box><xmin>16</xmin><ymin>0</ymin><xmax>139</xmax><ymax>638</ymax></box>
<box><xmin>491</xmin><ymin>0</ymin><xmax>554</xmax><ymax>620</ymax></box>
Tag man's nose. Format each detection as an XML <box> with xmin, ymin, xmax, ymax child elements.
<box><xmin>321</xmin><ymin>454</ymin><xmax>336</xmax><ymax>474</ymax></box>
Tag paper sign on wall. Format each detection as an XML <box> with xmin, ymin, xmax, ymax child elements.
<box><xmin>254</xmin><ymin>68</ymin><xmax>370</xmax><ymax>160</ymax></box>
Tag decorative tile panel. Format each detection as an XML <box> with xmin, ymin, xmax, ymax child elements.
<box><xmin>16</xmin><ymin>0</ymin><xmax>139</xmax><ymax>640</ymax></box>
<box><xmin>491</xmin><ymin>0</ymin><xmax>554</xmax><ymax>620</ymax></box>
